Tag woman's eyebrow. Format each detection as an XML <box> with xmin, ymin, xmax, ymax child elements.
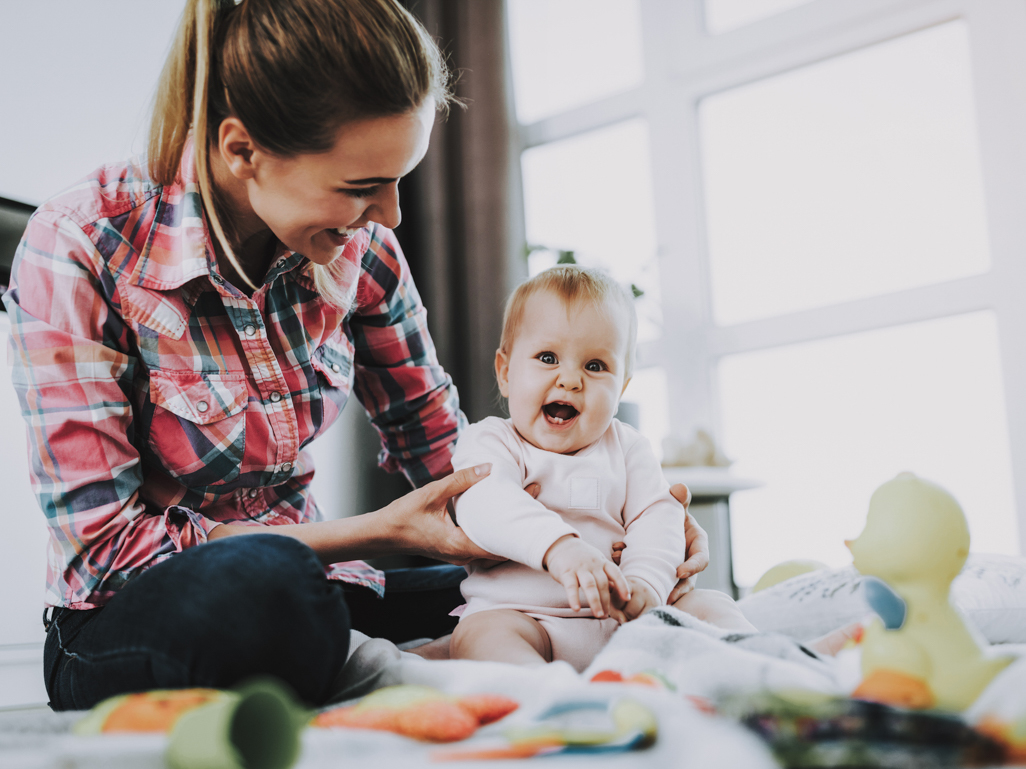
<box><xmin>342</xmin><ymin>176</ymin><xmax>398</xmax><ymax>185</ymax></box>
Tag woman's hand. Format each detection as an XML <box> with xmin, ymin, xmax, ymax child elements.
<box><xmin>610</xmin><ymin>483</ymin><xmax>709</xmax><ymax>604</ymax></box>
<box><xmin>382</xmin><ymin>463</ymin><xmax>505</xmax><ymax>565</ymax></box>
<box><xmin>668</xmin><ymin>483</ymin><xmax>710</xmax><ymax>603</ymax></box>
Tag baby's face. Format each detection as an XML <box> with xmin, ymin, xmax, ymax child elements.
<box><xmin>497</xmin><ymin>290</ymin><xmax>629</xmax><ymax>454</ymax></box>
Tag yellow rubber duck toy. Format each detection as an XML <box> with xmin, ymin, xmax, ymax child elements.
<box><xmin>847</xmin><ymin>472</ymin><xmax>1012</xmax><ymax>712</ymax></box>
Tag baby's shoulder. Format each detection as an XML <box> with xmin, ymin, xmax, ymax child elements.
<box><xmin>607</xmin><ymin>418</ymin><xmax>647</xmax><ymax>452</ymax></box>
<box><xmin>462</xmin><ymin>416</ymin><xmax>516</xmax><ymax>441</ymax></box>
<box><xmin>453</xmin><ymin>417</ymin><xmax>520</xmax><ymax>462</ymax></box>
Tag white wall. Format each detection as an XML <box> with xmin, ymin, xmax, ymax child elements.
<box><xmin>0</xmin><ymin>1</ymin><xmax>186</xmax><ymax>205</ymax></box>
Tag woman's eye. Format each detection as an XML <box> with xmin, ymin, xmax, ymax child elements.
<box><xmin>339</xmin><ymin>187</ymin><xmax>378</xmax><ymax>199</ymax></box>
<box><xmin>538</xmin><ymin>352</ymin><xmax>557</xmax><ymax>365</ymax></box>
<box><xmin>585</xmin><ymin>360</ymin><xmax>607</xmax><ymax>372</ymax></box>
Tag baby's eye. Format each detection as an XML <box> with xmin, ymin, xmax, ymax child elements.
<box><xmin>537</xmin><ymin>352</ymin><xmax>557</xmax><ymax>365</ymax></box>
<box><xmin>585</xmin><ymin>360</ymin><xmax>607</xmax><ymax>372</ymax></box>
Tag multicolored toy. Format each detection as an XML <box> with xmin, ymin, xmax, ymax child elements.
<box><xmin>74</xmin><ymin>679</ymin><xmax>305</xmax><ymax>769</ymax></box>
<box><xmin>847</xmin><ymin>472</ymin><xmax>1012</xmax><ymax>711</ymax></box>
<box><xmin>433</xmin><ymin>697</ymin><xmax>658</xmax><ymax>760</ymax></box>
<box><xmin>313</xmin><ymin>685</ymin><xmax>518</xmax><ymax>742</ymax></box>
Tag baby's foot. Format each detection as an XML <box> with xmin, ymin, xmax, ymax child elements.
<box><xmin>807</xmin><ymin>622</ymin><xmax>863</xmax><ymax>656</ymax></box>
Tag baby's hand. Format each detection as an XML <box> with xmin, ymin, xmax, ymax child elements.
<box><xmin>611</xmin><ymin>576</ymin><xmax>660</xmax><ymax>624</ymax></box>
<box><xmin>543</xmin><ymin>535</ymin><xmax>630</xmax><ymax>619</ymax></box>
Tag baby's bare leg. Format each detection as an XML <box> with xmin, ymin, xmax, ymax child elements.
<box><xmin>673</xmin><ymin>588</ymin><xmax>758</xmax><ymax>632</ymax></box>
<box><xmin>451</xmin><ymin>609</ymin><xmax>552</xmax><ymax>666</ymax></box>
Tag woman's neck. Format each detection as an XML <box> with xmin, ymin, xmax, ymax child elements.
<box><xmin>207</xmin><ymin>146</ymin><xmax>277</xmax><ymax>290</ymax></box>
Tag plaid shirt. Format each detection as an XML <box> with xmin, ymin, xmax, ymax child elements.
<box><xmin>3</xmin><ymin>142</ymin><xmax>464</xmax><ymax>610</ymax></box>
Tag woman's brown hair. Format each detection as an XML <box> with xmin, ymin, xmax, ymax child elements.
<box><xmin>148</xmin><ymin>0</ymin><xmax>452</xmax><ymax>300</ymax></box>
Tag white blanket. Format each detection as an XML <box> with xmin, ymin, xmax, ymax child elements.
<box><xmin>6</xmin><ymin>608</ymin><xmax>1025</xmax><ymax>769</ymax></box>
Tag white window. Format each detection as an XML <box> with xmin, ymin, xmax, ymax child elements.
<box><xmin>507</xmin><ymin>0</ymin><xmax>1026</xmax><ymax>588</ymax></box>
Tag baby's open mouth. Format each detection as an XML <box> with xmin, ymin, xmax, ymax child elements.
<box><xmin>543</xmin><ymin>402</ymin><xmax>579</xmax><ymax>424</ymax></box>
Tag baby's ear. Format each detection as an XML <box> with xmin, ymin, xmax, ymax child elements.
<box><xmin>494</xmin><ymin>349</ymin><xmax>511</xmax><ymax>398</ymax></box>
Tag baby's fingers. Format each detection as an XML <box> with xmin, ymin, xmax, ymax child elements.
<box><xmin>604</xmin><ymin>562</ymin><xmax>631</xmax><ymax>604</ymax></box>
<box><xmin>577</xmin><ymin>569</ymin><xmax>609</xmax><ymax>619</ymax></box>
<box><xmin>560</xmin><ymin>572</ymin><xmax>582</xmax><ymax>612</ymax></box>
<box><xmin>609</xmin><ymin>605</ymin><xmax>629</xmax><ymax>625</ymax></box>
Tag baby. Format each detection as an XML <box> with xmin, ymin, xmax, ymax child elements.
<box><xmin>449</xmin><ymin>265</ymin><xmax>687</xmax><ymax>671</ymax></box>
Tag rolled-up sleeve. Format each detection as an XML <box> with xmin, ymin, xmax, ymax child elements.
<box><xmin>3</xmin><ymin>210</ymin><xmax>215</xmax><ymax>609</ymax></box>
<box><xmin>349</xmin><ymin>225</ymin><xmax>465</xmax><ymax>487</ymax></box>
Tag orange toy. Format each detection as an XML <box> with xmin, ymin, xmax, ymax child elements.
<box><xmin>313</xmin><ymin>685</ymin><xmax>518</xmax><ymax>743</ymax></box>
<box><xmin>76</xmin><ymin>689</ymin><xmax>226</xmax><ymax>734</ymax></box>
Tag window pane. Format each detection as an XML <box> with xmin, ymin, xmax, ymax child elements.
<box><xmin>700</xmin><ymin>21</ymin><xmax>990</xmax><ymax>325</ymax></box>
<box><xmin>719</xmin><ymin>312</ymin><xmax>1018</xmax><ymax>588</ymax></box>
<box><xmin>507</xmin><ymin>0</ymin><xmax>644</xmax><ymax>124</ymax></box>
<box><xmin>521</xmin><ymin>119</ymin><xmax>662</xmax><ymax>342</ymax></box>
<box><xmin>622</xmin><ymin>366</ymin><xmax>669</xmax><ymax>462</ymax></box>
<box><xmin>704</xmin><ymin>0</ymin><xmax>815</xmax><ymax>34</ymax></box>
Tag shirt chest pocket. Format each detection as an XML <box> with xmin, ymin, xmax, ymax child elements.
<box><xmin>309</xmin><ymin>339</ymin><xmax>353</xmax><ymax>432</ymax></box>
<box><xmin>146</xmin><ymin>370</ymin><xmax>249</xmax><ymax>487</ymax></box>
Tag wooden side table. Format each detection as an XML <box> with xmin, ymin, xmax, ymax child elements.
<box><xmin>661</xmin><ymin>467</ymin><xmax>762</xmax><ymax>599</ymax></box>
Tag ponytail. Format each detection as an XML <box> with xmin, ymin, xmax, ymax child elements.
<box><xmin>149</xmin><ymin>0</ymin><xmax>453</xmax><ymax>301</ymax></box>
<box><xmin>150</xmin><ymin>0</ymin><xmax>258</xmax><ymax>291</ymax></box>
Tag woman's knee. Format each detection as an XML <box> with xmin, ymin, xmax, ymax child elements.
<box><xmin>100</xmin><ymin>534</ymin><xmax>351</xmax><ymax>704</ymax></box>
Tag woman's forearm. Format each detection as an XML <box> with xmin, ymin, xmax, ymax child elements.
<box><xmin>206</xmin><ymin>509</ymin><xmax>405</xmax><ymax>565</ymax></box>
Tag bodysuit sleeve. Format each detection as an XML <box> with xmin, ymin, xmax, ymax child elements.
<box><xmin>618</xmin><ymin>430</ymin><xmax>687</xmax><ymax>603</ymax></box>
<box><xmin>452</xmin><ymin>418</ymin><xmax>579</xmax><ymax>571</ymax></box>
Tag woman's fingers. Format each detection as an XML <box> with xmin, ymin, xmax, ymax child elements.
<box><xmin>668</xmin><ymin>574</ymin><xmax>696</xmax><ymax>605</ymax></box>
<box><xmin>430</xmin><ymin>464</ymin><xmax>491</xmax><ymax>503</ymax></box>
<box><xmin>610</xmin><ymin>541</ymin><xmax>625</xmax><ymax>566</ymax></box>
<box><xmin>524</xmin><ymin>482</ymin><xmax>541</xmax><ymax>499</ymax></box>
<box><xmin>669</xmin><ymin>482</ymin><xmax>692</xmax><ymax>509</ymax></box>
<box><xmin>676</xmin><ymin>549</ymin><xmax>709</xmax><ymax>580</ymax></box>
<box><xmin>680</xmin><ymin>511</ymin><xmax>710</xmax><ymax>578</ymax></box>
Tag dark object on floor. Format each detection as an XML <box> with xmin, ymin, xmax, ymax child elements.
<box><xmin>724</xmin><ymin>691</ymin><xmax>1004</xmax><ymax>768</ymax></box>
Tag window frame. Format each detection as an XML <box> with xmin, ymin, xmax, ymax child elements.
<box><xmin>510</xmin><ymin>0</ymin><xmax>1026</xmax><ymax>554</ymax></box>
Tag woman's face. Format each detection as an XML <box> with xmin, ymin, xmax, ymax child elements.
<box><xmin>222</xmin><ymin>98</ymin><xmax>435</xmax><ymax>265</ymax></box>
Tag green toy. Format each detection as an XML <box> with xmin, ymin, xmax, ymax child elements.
<box><xmin>847</xmin><ymin>472</ymin><xmax>1012</xmax><ymax>712</ymax></box>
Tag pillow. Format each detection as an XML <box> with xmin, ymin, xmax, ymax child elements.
<box><xmin>737</xmin><ymin>553</ymin><xmax>1026</xmax><ymax>645</ymax></box>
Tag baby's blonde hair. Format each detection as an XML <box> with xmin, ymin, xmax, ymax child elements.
<box><xmin>499</xmin><ymin>265</ymin><xmax>638</xmax><ymax>380</ymax></box>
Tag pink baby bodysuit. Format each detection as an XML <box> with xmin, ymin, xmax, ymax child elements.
<box><xmin>451</xmin><ymin>417</ymin><xmax>687</xmax><ymax>619</ymax></box>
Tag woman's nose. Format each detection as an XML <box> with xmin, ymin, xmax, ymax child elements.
<box><xmin>367</xmin><ymin>184</ymin><xmax>401</xmax><ymax>230</ymax></box>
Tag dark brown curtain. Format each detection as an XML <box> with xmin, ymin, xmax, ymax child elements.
<box><xmin>352</xmin><ymin>0</ymin><xmax>524</xmax><ymax>533</ymax></box>
<box><xmin>396</xmin><ymin>0</ymin><xmax>525</xmax><ymax>424</ymax></box>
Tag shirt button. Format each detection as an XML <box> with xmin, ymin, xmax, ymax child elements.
<box><xmin>276</xmin><ymin>259</ymin><xmax>287</xmax><ymax>269</ymax></box>
<box><xmin>280</xmin><ymin>462</ymin><xmax>293</xmax><ymax>473</ymax></box>
<box><xmin>330</xmin><ymin>363</ymin><xmax>341</xmax><ymax>373</ymax></box>
<box><xmin>244</xmin><ymin>324</ymin><xmax>257</xmax><ymax>337</ymax></box>
<box><xmin>211</xmin><ymin>274</ymin><xmax>223</xmax><ymax>284</ymax></box>
<box><xmin>248</xmin><ymin>489</ymin><xmax>259</xmax><ymax>499</ymax></box>
<box><xmin>270</xmin><ymin>391</ymin><xmax>282</xmax><ymax>403</ymax></box>
<box><xmin>196</xmin><ymin>401</ymin><xmax>209</xmax><ymax>413</ymax></box>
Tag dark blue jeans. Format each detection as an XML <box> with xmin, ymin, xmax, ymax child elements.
<box><xmin>43</xmin><ymin>535</ymin><xmax>465</xmax><ymax>711</ymax></box>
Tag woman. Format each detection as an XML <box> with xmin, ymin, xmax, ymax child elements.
<box><xmin>4</xmin><ymin>0</ymin><xmax>705</xmax><ymax>710</ymax></box>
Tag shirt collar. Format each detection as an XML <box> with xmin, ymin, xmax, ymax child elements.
<box><xmin>134</xmin><ymin>137</ymin><xmax>371</xmax><ymax>294</ymax></box>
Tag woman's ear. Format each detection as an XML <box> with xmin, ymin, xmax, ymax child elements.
<box><xmin>217</xmin><ymin>117</ymin><xmax>258</xmax><ymax>180</ymax></box>
<box><xmin>495</xmin><ymin>349</ymin><xmax>511</xmax><ymax>398</ymax></box>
